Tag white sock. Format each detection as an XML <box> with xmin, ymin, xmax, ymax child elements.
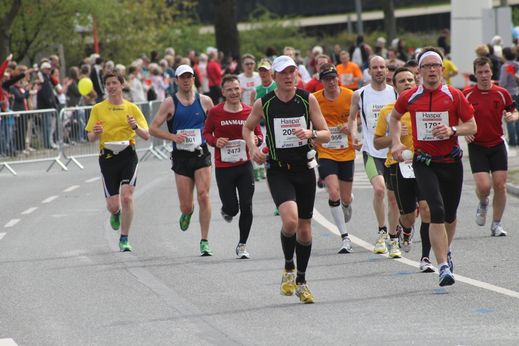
<box><xmin>330</xmin><ymin>204</ymin><xmax>348</xmax><ymax>236</ymax></box>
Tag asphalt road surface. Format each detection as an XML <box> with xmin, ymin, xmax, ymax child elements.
<box><xmin>1</xmin><ymin>151</ymin><xmax>518</xmax><ymax>346</ymax></box>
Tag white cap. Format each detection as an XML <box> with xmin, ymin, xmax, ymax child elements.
<box><xmin>272</xmin><ymin>55</ymin><xmax>297</xmax><ymax>73</ymax></box>
<box><xmin>175</xmin><ymin>64</ymin><xmax>194</xmax><ymax>77</ymax></box>
<box><xmin>40</xmin><ymin>62</ymin><xmax>51</xmax><ymax>69</ymax></box>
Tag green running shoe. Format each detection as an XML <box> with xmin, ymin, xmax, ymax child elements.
<box><xmin>119</xmin><ymin>238</ymin><xmax>132</xmax><ymax>252</ymax></box>
<box><xmin>200</xmin><ymin>240</ymin><xmax>213</xmax><ymax>256</ymax></box>
<box><xmin>179</xmin><ymin>208</ymin><xmax>194</xmax><ymax>231</ymax></box>
<box><xmin>110</xmin><ymin>212</ymin><xmax>120</xmax><ymax>231</ymax></box>
<box><xmin>273</xmin><ymin>208</ymin><xmax>279</xmax><ymax>216</ymax></box>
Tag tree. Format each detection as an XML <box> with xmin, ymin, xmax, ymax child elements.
<box><xmin>383</xmin><ymin>0</ymin><xmax>397</xmax><ymax>43</ymax></box>
<box><xmin>0</xmin><ymin>0</ymin><xmax>22</xmax><ymax>61</ymax></box>
<box><xmin>214</xmin><ymin>0</ymin><xmax>240</xmax><ymax>59</ymax></box>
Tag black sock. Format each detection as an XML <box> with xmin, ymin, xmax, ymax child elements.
<box><xmin>378</xmin><ymin>226</ymin><xmax>387</xmax><ymax>234</ymax></box>
<box><xmin>341</xmin><ymin>233</ymin><xmax>349</xmax><ymax>239</ymax></box>
<box><xmin>420</xmin><ymin>222</ymin><xmax>431</xmax><ymax>259</ymax></box>
<box><xmin>402</xmin><ymin>225</ymin><xmax>413</xmax><ymax>240</ymax></box>
<box><xmin>120</xmin><ymin>235</ymin><xmax>128</xmax><ymax>241</ymax></box>
<box><xmin>113</xmin><ymin>210</ymin><xmax>121</xmax><ymax>216</ymax></box>
<box><xmin>280</xmin><ymin>230</ymin><xmax>296</xmax><ymax>271</ymax></box>
<box><xmin>295</xmin><ymin>240</ymin><xmax>312</xmax><ymax>284</ymax></box>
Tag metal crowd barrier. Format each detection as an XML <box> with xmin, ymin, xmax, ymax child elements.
<box><xmin>0</xmin><ymin>108</ymin><xmax>64</xmax><ymax>175</ymax></box>
<box><xmin>0</xmin><ymin>100</ymin><xmax>169</xmax><ymax>176</ymax></box>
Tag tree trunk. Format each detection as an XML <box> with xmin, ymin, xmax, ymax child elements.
<box><xmin>383</xmin><ymin>0</ymin><xmax>397</xmax><ymax>43</ymax></box>
<box><xmin>0</xmin><ymin>0</ymin><xmax>22</xmax><ymax>60</ymax></box>
<box><xmin>214</xmin><ymin>0</ymin><xmax>240</xmax><ymax>60</ymax></box>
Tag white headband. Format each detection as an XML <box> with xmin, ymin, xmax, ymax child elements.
<box><xmin>418</xmin><ymin>51</ymin><xmax>443</xmax><ymax>67</ymax></box>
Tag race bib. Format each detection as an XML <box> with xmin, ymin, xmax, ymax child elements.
<box><xmin>274</xmin><ymin>116</ymin><xmax>307</xmax><ymax>149</ymax></box>
<box><xmin>366</xmin><ymin>104</ymin><xmax>385</xmax><ymax>130</ymax></box>
<box><xmin>323</xmin><ymin>126</ymin><xmax>348</xmax><ymax>149</ymax></box>
<box><xmin>176</xmin><ymin>128</ymin><xmax>202</xmax><ymax>152</ymax></box>
<box><xmin>399</xmin><ymin>161</ymin><xmax>415</xmax><ymax>179</ymax></box>
<box><xmin>415</xmin><ymin>111</ymin><xmax>449</xmax><ymax>141</ymax></box>
<box><xmin>340</xmin><ymin>73</ymin><xmax>353</xmax><ymax>86</ymax></box>
<box><xmin>221</xmin><ymin>139</ymin><xmax>247</xmax><ymax>162</ymax></box>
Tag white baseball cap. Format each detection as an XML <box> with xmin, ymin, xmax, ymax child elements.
<box><xmin>271</xmin><ymin>55</ymin><xmax>297</xmax><ymax>73</ymax></box>
<box><xmin>175</xmin><ymin>64</ymin><xmax>194</xmax><ymax>77</ymax></box>
<box><xmin>40</xmin><ymin>62</ymin><xmax>51</xmax><ymax>70</ymax></box>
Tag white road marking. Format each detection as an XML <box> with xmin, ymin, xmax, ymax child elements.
<box><xmin>85</xmin><ymin>177</ymin><xmax>100</xmax><ymax>183</ymax></box>
<box><xmin>313</xmin><ymin>208</ymin><xmax>519</xmax><ymax>300</ymax></box>
<box><xmin>42</xmin><ymin>195</ymin><xmax>58</xmax><ymax>204</ymax></box>
<box><xmin>0</xmin><ymin>339</ymin><xmax>18</xmax><ymax>346</ymax></box>
<box><xmin>21</xmin><ymin>207</ymin><xmax>38</xmax><ymax>215</ymax></box>
<box><xmin>0</xmin><ymin>233</ymin><xmax>6</xmax><ymax>240</ymax></box>
<box><xmin>63</xmin><ymin>185</ymin><xmax>80</xmax><ymax>192</ymax></box>
<box><xmin>4</xmin><ymin>219</ymin><xmax>20</xmax><ymax>228</ymax></box>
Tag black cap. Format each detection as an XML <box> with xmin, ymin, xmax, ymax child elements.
<box><xmin>319</xmin><ymin>66</ymin><xmax>338</xmax><ymax>80</ymax></box>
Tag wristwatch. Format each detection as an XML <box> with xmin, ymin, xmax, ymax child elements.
<box><xmin>311</xmin><ymin>130</ymin><xmax>318</xmax><ymax>139</ymax></box>
<box><xmin>450</xmin><ymin>126</ymin><xmax>457</xmax><ymax>137</ymax></box>
<box><xmin>132</xmin><ymin>124</ymin><xmax>138</xmax><ymax>131</ymax></box>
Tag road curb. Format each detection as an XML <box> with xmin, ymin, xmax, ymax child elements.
<box><xmin>507</xmin><ymin>183</ymin><xmax>519</xmax><ymax>197</ymax></box>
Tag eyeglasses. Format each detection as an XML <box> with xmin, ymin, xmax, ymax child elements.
<box><xmin>420</xmin><ymin>63</ymin><xmax>442</xmax><ymax>69</ymax></box>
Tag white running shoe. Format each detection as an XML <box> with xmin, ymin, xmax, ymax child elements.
<box><xmin>374</xmin><ymin>231</ymin><xmax>388</xmax><ymax>254</ymax></box>
<box><xmin>338</xmin><ymin>236</ymin><xmax>353</xmax><ymax>254</ymax></box>
<box><xmin>491</xmin><ymin>223</ymin><xmax>507</xmax><ymax>237</ymax></box>
<box><xmin>235</xmin><ymin>243</ymin><xmax>250</xmax><ymax>259</ymax></box>
<box><xmin>419</xmin><ymin>257</ymin><xmax>435</xmax><ymax>273</ymax></box>
<box><xmin>475</xmin><ymin>198</ymin><xmax>489</xmax><ymax>226</ymax></box>
<box><xmin>388</xmin><ymin>239</ymin><xmax>402</xmax><ymax>258</ymax></box>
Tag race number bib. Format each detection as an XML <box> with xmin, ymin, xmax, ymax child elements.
<box><xmin>366</xmin><ymin>104</ymin><xmax>384</xmax><ymax>130</ymax></box>
<box><xmin>176</xmin><ymin>128</ymin><xmax>202</xmax><ymax>152</ymax></box>
<box><xmin>221</xmin><ymin>139</ymin><xmax>247</xmax><ymax>162</ymax></box>
<box><xmin>323</xmin><ymin>126</ymin><xmax>348</xmax><ymax>149</ymax></box>
<box><xmin>274</xmin><ymin>116</ymin><xmax>307</xmax><ymax>149</ymax></box>
<box><xmin>415</xmin><ymin>111</ymin><xmax>449</xmax><ymax>141</ymax></box>
<box><xmin>399</xmin><ymin>161</ymin><xmax>415</xmax><ymax>179</ymax></box>
<box><xmin>340</xmin><ymin>73</ymin><xmax>353</xmax><ymax>86</ymax></box>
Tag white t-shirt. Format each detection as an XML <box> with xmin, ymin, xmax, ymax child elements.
<box><xmin>238</xmin><ymin>72</ymin><xmax>261</xmax><ymax>106</ymax></box>
<box><xmin>357</xmin><ymin>84</ymin><xmax>396</xmax><ymax>158</ymax></box>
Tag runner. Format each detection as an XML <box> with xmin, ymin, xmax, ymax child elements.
<box><xmin>313</xmin><ymin>63</ymin><xmax>355</xmax><ymax>254</ymax></box>
<box><xmin>203</xmin><ymin>75</ymin><xmax>263</xmax><ymax>258</ymax></box>
<box><xmin>243</xmin><ymin>55</ymin><xmax>330</xmax><ymax>304</ymax></box>
<box><xmin>85</xmin><ymin>71</ymin><xmax>150</xmax><ymax>252</ymax></box>
<box><xmin>374</xmin><ymin>67</ymin><xmax>434</xmax><ymax>272</ymax></box>
<box><xmin>149</xmin><ymin>64</ymin><xmax>215</xmax><ymax>256</ymax></box>
<box><xmin>390</xmin><ymin>47</ymin><xmax>477</xmax><ymax>286</ymax></box>
<box><xmin>237</xmin><ymin>54</ymin><xmax>261</xmax><ymax>106</ymax></box>
<box><xmin>463</xmin><ymin>56</ymin><xmax>518</xmax><ymax>236</ymax></box>
<box><xmin>347</xmin><ymin>55</ymin><xmax>400</xmax><ymax>255</ymax></box>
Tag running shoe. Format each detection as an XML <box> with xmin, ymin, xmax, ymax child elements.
<box><xmin>235</xmin><ymin>243</ymin><xmax>250</xmax><ymax>259</ymax></box>
<box><xmin>221</xmin><ymin>208</ymin><xmax>233</xmax><ymax>223</ymax></box>
<box><xmin>110</xmin><ymin>212</ymin><xmax>120</xmax><ymax>231</ymax></box>
<box><xmin>179</xmin><ymin>208</ymin><xmax>194</xmax><ymax>231</ymax></box>
<box><xmin>388</xmin><ymin>239</ymin><xmax>401</xmax><ymax>258</ymax></box>
<box><xmin>280</xmin><ymin>270</ymin><xmax>296</xmax><ymax>296</ymax></box>
<box><xmin>373</xmin><ymin>231</ymin><xmax>388</xmax><ymax>254</ymax></box>
<box><xmin>342</xmin><ymin>194</ymin><xmax>354</xmax><ymax>223</ymax></box>
<box><xmin>419</xmin><ymin>257</ymin><xmax>435</xmax><ymax>273</ymax></box>
<box><xmin>491</xmin><ymin>223</ymin><xmax>507</xmax><ymax>237</ymax></box>
<box><xmin>398</xmin><ymin>226</ymin><xmax>414</xmax><ymax>253</ymax></box>
<box><xmin>438</xmin><ymin>265</ymin><xmax>455</xmax><ymax>287</ymax></box>
<box><xmin>475</xmin><ymin>198</ymin><xmax>489</xmax><ymax>226</ymax></box>
<box><xmin>200</xmin><ymin>240</ymin><xmax>213</xmax><ymax>256</ymax></box>
<box><xmin>259</xmin><ymin>167</ymin><xmax>266</xmax><ymax>179</ymax></box>
<box><xmin>119</xmin><ymin>239</ymin><xmax>132</xmax><ymax>252</ymax></box>
<box><xmin>338</xmin><ymin>236</ymin><xmax>353</xmax><ymax>254</ymax></box>
<box><xmin>447</xmin><ymin>251</ymin><xmax>454</xmax><ymax>273</ymax></box>
<box><xmin>295</xmin><ymin>283</ymin><xmax>315</xmax><ymax>304</ymax></box>
<box><xmin>273</xmin><ymin>208</ymin><xmax>279</xmax><ymax>216</ymax></box>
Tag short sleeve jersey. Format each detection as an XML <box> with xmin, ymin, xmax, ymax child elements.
<box><xmin>374</xmin><ymin>101</ymin><xmax>414</xmax><ymax>167</ymax></box>
<box><xmin>255</xmin><ymin>81</ymin><xmax>277</xmax><ymax>100</ymax></box>
<box><xmin>238</xmin><ymin>72</ymin><xmax>261</xmax><ymax>106</ymax></box>
<box><xmin>313</xmin><ymin>87</ymin><xmax>355</xmax><ymax>162</ymax></box>
<box><xmin>85</xmin><ymin>99</ymin><xmax>148</xmax><ymax>149</ymax></box>
<box><xmin>394</xmin><ymin>84</ymin><xmax>474</xmax><ymax>157</ymax></box>
<box><xmin>463</xmin><ymin>84</ymin><xmax>513</xmax><ymax>147</ymax></box>
<box><xmin>357</xmin><ymin>84</ymin><xmax>397</xmax><ymax>158</ymax></box>
<box><xmin>336</xmin><ymin>62</ymin><xmax>362</xmax><ymax>90</ymax></box>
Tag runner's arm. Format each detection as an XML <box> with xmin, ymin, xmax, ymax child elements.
<box><xmin>243</xmin><ymin>98</ymin><xmax>265</xmax><ymax>163</ymax></box>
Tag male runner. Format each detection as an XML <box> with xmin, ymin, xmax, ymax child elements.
<box><xmin>463</xmin><ymin>56</ymin><xmax>518</xmax><ymax>236</ymax></box>
<box><xmin>313</xmin><ymin>63</ymin><xmax>355</xmax><ymax>254</ymax></box>
<box><xmin>348</xmin><ymin>55</ymin><xmax>400</xmax><ymax>254</ymax></box>
<box><xmin>203</xmin><ymin>75</ymin><xmax>263</xmax><ymax>258</ymax></box>
<box><xmin>390</xmin><ymin>47</ymin><xmax>476</xmax><ymax>286</ymax></box>
<box><xmin>243</xmin><ymin>55</ymin><xmax>330</xmax><ymax>304</ymax></box>
<box><xmin>149</xmin><ymin>65</ymin><xmax>215</xmax><ymax>256</ymax></box>
<box><xmin>85</xmin><ymin>72</ymin><xmax>150</xmax><ymax>252</ymax></box>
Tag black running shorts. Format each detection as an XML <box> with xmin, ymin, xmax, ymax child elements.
<box><xmin>99</xmin><ymin>146</ymin><xmax>138</xmax><ymax>197</ymax></box>
<box><xmin>468</xmin><ymin>142</ymin><xmax>508</xmax><ymax>173</ymax></box>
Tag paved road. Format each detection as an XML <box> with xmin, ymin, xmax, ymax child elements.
<box><xmin>0</xmin><ymin>149</ymin><xmax>518</xmax><ymax>345</ymax></box>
